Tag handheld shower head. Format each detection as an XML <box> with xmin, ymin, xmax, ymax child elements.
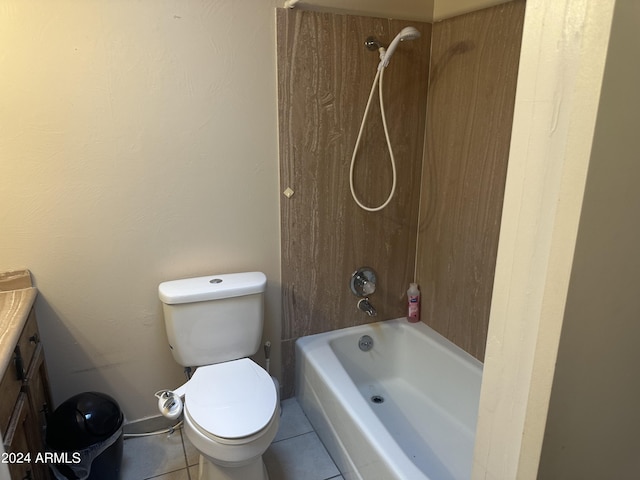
<box><xmin>397</xmin><ymin>26</ymin><xmax>422</xmax><ymax>41</ymax></box>
<box><xmin>378</xmin><ymin>26</ymin><xmax>421</xmax><ymax>70</ymax></box>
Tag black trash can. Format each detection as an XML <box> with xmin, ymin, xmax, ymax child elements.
<box><xmin>46</xmin><ymin>392</ymin><xmax>124</xmax><ymax>480</ymax></box>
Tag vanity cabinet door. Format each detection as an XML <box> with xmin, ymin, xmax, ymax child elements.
<box><xmin>16</xmin><ymin>311</ymin><xmax>39</xmax><ymax>379</ymax></box>
<box><xmin>1</xmin><ymin>308</ymin><xmax>41</xmax><ymax>437</ymax></box>
<box><xmin>23</xmin><ymin>344</ymin><xmax>52</xmax><ymax>480</ymax></box>
<box><xmin>4</xmin><ymin>394</ymin><xmax>35</xmax><ymax>480</ymax></box>
<box><xmin>0</xmin><ymin>349</ymin><xmax>24</xmax><ymax>436</ymax></box>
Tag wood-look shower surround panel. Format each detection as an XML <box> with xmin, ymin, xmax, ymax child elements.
<box><xmin>277</xmin><ymin>10</ymin><xmax>431</xmax><ymax>396</ymax></box>
<box><xmin>277</xmin><ymin>2</ymin><xmax>525</xmax><ymax>395</ymax></box>
<box><xmin>416</xmin><ymin>0</ymin><xmax>525</xmax><ymax>360</ymax></box>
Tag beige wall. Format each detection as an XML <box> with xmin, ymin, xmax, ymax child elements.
<box><xmin>432</xmin><ymin>0</ymin><xmax>513</xmax><ymax>20</ymax></box>
<box><xmin>538</xmin><ymin>0</ymin><xmax>640</xmax><ymax>477</ymax></box>
<box><xmin>282</xmin><ymin>0</ymin><xmax>435</xmax><ymax>21</ymax></box>
<box><xmin>280</xmin><ymin>0</ymin><xmax>513</xmax><ymax>21</ymax></box>
<box><xmin>0</xmin><ymin>0</ymin><xmax>281</xmax><ymax>421</ymax></box>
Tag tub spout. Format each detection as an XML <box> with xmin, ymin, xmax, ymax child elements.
<box><xmin>357</xmin><ymin>298</ymin><xmax>377</xmax><ymax>317</ymax></box>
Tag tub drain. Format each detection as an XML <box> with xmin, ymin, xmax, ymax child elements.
<box><xmin>358</xmin><ymin>335</ymin><xmax>374</xmax><ymax>352</ymax></box>
<box><xmin>370</xmin><ymin>395</ymin><xmax>385</xmax><ymax>404</ymax></box>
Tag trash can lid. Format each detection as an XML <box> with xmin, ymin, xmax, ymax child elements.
<box><xmin>47</xmin><ymin>392</ymin><xmax>123</xmax><ymax>451</ymax></box>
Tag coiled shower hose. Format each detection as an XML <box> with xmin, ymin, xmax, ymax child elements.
<box><xmin>349</xmin><ymin>67</ymin><xmax>396</xmax><ymax>212</ymax></box>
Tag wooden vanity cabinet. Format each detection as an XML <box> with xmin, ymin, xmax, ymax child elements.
<box><xmin>1</xmin><ymin>307</ymin><xmax>53</xmax><ymax>480</ymax></box>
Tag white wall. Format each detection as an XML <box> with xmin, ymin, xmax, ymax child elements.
<box><xmin>538</xmin><ymin>0</ymin><xmax>640</xmax><ymax>476</ymax></box>
<box><xmin>0</xmin><ymin>0</ymin><xmax>281</xmax><ymax>421</ymax></box>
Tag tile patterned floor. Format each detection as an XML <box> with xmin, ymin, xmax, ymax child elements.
<box><xmin>121</xmin><ymin>398</ymin><xmax>343</xmax><ymax>480</ymax></box>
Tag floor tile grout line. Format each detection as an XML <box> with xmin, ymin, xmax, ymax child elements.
<box><xmin>272</xmin><ymin>428</ymin><xmax>316</xmax><ymax>444</ymax></box>
<box><xmin>143</xmin><ymin>466</ymin><xmax>189</xmax><ymax>480</ymax></box>
<box><xmin>179</xmin><ymin>429</ymin><xmax>193</xmax><ymax>480</ymax></box>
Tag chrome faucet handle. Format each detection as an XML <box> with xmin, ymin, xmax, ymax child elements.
<box><xmin>350</xmin><ymin>267</ymin><xmax>377</xmax><ymax>297</ymax></box>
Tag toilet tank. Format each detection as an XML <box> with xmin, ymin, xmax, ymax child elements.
<box><xmin>158</xmin><ymin>272</ymin><xmax>267</xmax><ymax>367</ymax></box>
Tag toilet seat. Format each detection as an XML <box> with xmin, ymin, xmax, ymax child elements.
<box><xmin>184</xmin><ymin>358</ymin><xmax>277</xmax><ymax>440</ymax></box>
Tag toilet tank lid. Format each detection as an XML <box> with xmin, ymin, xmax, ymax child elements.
<box><xmin>159</xmin><ymin>272</ymin><xmax>266</xmax><ymax>305</ymax></box>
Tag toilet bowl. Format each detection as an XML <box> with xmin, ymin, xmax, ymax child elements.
<box><xmin>182</xmin><ymin>359</ymin><xmax>279</xmax><ymax>480</ymax></box>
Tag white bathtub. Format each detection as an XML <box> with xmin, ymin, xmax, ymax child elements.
<box><xmin>295</xmin><ymin>318</ymin><xmax>483</xmax><ymax>480</ymax></box>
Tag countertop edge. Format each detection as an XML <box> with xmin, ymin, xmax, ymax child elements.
<box><xmin>0</xmin><ymin>287</ymin><xmax>38</xmax><ymax>379</ymax></box>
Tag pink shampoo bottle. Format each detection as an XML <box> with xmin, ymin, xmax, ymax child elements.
<box><xmin>407</xmin><ymin>283</ymin><xmax>420</xmax><ymax>323</ymax></box>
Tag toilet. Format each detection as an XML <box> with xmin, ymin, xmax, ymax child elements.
<box><xmin>158</xmin><ymin>272</ymin><xmax>279</xmax><ymax>480</ymax></box>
